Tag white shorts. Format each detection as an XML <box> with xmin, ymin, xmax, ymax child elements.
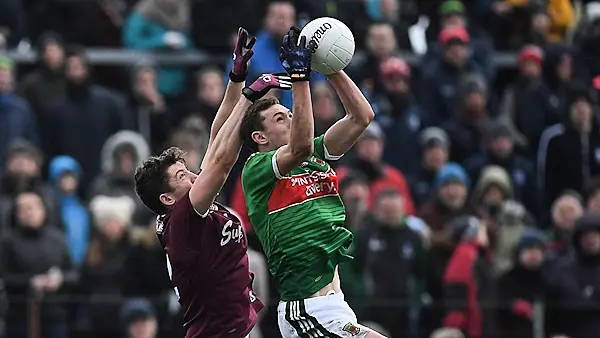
<box><xmin>277</xmin><ymin>291</ymin><xmax>368</xmax><ymax>338</ymax></box>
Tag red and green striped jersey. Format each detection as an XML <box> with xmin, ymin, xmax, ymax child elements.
<box><xmin>241</xmin><ymin>135</ymin><xmax>353</xmax><ymax>301</ymax></box>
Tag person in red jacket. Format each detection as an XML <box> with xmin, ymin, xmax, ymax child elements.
<box><xmin>442</xmin><ymin>216</ymin><xmax>497</xmax><ymax>338</ymax></box>
<box><xmin>336</xmin><ymin>122</ymin><xmax>415</xmax><ymax>214</ymax></box>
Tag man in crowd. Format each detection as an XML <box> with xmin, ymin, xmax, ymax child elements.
<box><xmin>538</xmin><ymin>85</ymin><xmax>600</xmax><ymax>211</ymax></box>
<box><xmin>546</xmin><ymin>213</ymin><xmax>600</xmax><ymax>338</ymax></box>
<box><xmin>0</xmin><ymin>56</ymin><xmax>38</xmax><ymax>164</ymax></box>
<box><xmin>46</xmin><ymin>46</ymin><xmax>130</xmax><ymax>190</ymax></box>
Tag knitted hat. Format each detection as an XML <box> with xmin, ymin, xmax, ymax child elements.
<box><xmin>0</xmin><ymin>56</ymin><xmax>12</xmax><ymax>70</ymax></box>
<box><xmin>516</xmin><ymin>228</ymin><xmax>547</xmax><ymax>254</ymax></box>
<box><xmin>439</xmin><ymin>0</ymin><xmax>466</xmax><ymax>16</ymax></box>
<box><xmin>89</xmin><ymin>195</ymin><xmax>136</xmax><ymax>226</ymax></box>
<box><xmin>420</xmin><ymin>127</ymin><xmax>450</xmax><ymax>149</ymax></box>
<box><xmin>518</xmin><ymin>45</ymin><xmax>544</xmax><ymax>65</ymax></box>
<box><xmin>435</xmin><ymin>163</ymin><xmax>470</xmax><ymax>189</ymax></box>
<box><xmin>439</xmin><ymin>26</ymin><xmax>469</xmax><ymax>46</ymax></box>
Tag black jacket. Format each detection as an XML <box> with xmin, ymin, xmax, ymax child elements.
<box><xmin>545</xmin><ymin>214</ymin><xmax>600</xmax><ymax>338</ymax></box>
<box><xmin>353</xmin><ymin>217</ymin><xmax>427</xmax><ymax>337</ymax></box>
<box><xmin>537</xmin><ymin>117</ymin><xmax>600</xmax><ymax>210</ymax></box>
<box><xmin>0</xmin><ymin>226</ymin><xmax>74</xmax><ymax>323</ymax></box>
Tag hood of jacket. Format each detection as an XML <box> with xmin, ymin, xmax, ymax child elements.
<box><xmin>473</xmin><ymin>165</ymin><xmax>514</xmax><ymax>201</ymax></box>
<box><xmin>48</xmin><ymin>155</ymin><xmax>82</xmax><ymax>184</ymax></box>
<box><xmin>572</xmin><ymin>213</ymin><xmax>600</xmax><ymax>261</ymax></box>
<box><xmin>100</xmin><ymin>131</ymin><xmax>150</xmax><ymax>174</ymax></box>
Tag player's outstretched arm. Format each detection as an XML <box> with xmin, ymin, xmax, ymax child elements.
<box><xmin>204</xmin><ymin>27</ymin><xmax>256</xmax><ymax>159</ymax></box>
<box><xmin>274</xmin><ymin>27</ymin><xmax>316</xmax><ymax>175</ymax></box>
<box><xmin>323</xmin><ymin>70</ymin><xmax>375</xmax><ymax>156</ymax></box>
<box><xmin>190</xmin><ymin>74</ymin><xmax>291</xmax><ymax>214</ymax></box>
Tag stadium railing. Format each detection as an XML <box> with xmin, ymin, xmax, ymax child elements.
<box><xmin>2</xmin><ymin>48</ymin><xmax>518</xmax><ymax>68</ymax></box>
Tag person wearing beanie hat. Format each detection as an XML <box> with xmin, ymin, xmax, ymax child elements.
<box><xmin>545</xmin><ymin>213</ymin><xmax>600</xmax><ymax>338</ymax></box>
<box><xmin>441</xmin><ymin>72</ymin><xmax>496</xmax><ymax>163</ymax></box>
<box><xmin>537</xmin><ymin>82</ymin><xmax>600</xmax><ymax>211</ymax></box>
<box><xmin>417</xmin><ymin>163</ymin><xmax>471</xmax><ymax>233</ymax></box>
<box><xmin>120</xmin><ymin>298</ymin><xmax>158</xmax><ymax>338</ymax></box>
<box><xmin>410</xmin><ymin>127</ymin><xmax>450</xmax><ymax>207</ymax></box>
<box><xmin>497</xmin><ymin>229</ymin><xmax>548</xmax><ymax>338</ymax></box>
<box><xmin>442</xmin><ymin>215</ymin><xmax>495</xmax><ymax>338</ymax></box>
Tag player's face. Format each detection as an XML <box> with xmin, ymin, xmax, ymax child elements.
<box><xmin>254</xmin><ymin>104</ymin><xmax>292</xmax><ymax>151</ymax></box>
<box><xmin>159</xmin><ymin>161</ymin><xmax>198</xmax><ymax>208</ymax></box>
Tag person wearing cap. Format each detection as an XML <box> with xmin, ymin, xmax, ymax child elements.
<box><xmin>497</xmin><ymin>229</ymin><xmax>548</xmax><ymax>338</ymax></box>
<box><xmin>372</xmin><ymin>56</ymin><xmax>424</xmax><ymax>176</ymax></box>
<box><xmin>410</xmin><ymin>127</ymin><xmax>450</xmax><ymax>207</ymax></box>
<box><xmin>463</xmin><ymin>122</ymin><xmax>537</xmax><ymax>217</ymax></box>
<box><xmin>0</xmin><ymin>56</ymin><xmax>39</xmax><ymax>166</ymax></box>
<box><xmin>337</xmin><ymin>121</ymin><xmax>416</xmax><ymax>215</ymax></box>
<box><xmin>545</xmin><ymin>213</ymin><xmax>600</xmax><ymax>338</ymax></box>
<box><xmin>20</xmin><ymin>32</ymin><xmax>67</xmax><ymax>122</ymax></box>
<box><xmin>442</xmin><ymin>216</ymin><xmax>496</xmax><ymax>338</ymax></box>
<box><xmin>537</xmin><ymin>84</ymin><xmax>600</xmax><ymax>211</ymax></box>
<box><xmin>420</xmin><ymin>26</ymin><xmax>487</xmax><ymax>125</ymax></box>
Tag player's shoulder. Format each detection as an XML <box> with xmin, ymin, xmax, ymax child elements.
<box><xmin>242</xmin><ymin>151</ymin><xmax>276</xmax><ymax>177</ymax></box>
<box><xmin>244</xmin><ymin>151</ymin><xmax>273</xmax><ymax>165</ymax></box>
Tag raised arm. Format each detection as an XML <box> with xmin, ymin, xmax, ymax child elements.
<box><xmin>274</xmin><ymin>28</ymin><xmax>317</xmax><ymax>175</ymax></box>
<box><xmin>205</xmin><ymin>28</ymin><xmax>256</xmax><ymax>152</ymax></box>
<box><xmin>191</xmin><ymin>74</ymin><xmax>291</xmax><ymax>213</ymax></box>
<box><xmin>323</xmin><ymin>70</ymin><xmax>374</xmax><ymax>157</ymax></box>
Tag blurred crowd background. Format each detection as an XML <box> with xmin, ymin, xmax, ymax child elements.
<box><xmin>1</xmin><ymin>0</ymin><xmax>600</xmax><ymax>338</ymax></box>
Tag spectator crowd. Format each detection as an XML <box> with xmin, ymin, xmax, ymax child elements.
<box><xmin>1</xmin><ymin>0</ymin><xmax>600</xmax><ymax>338</ymax></box>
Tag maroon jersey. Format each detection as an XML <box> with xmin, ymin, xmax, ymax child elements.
<box><xmin>156</xmin><ymin>193</ymin><xmax>264</xmax><ymax>338</ymax></box>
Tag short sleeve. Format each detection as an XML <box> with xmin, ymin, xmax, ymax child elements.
<box><xmin>313</xmin><ymin>135</ymin><xmax>343</xmax><ymax>161</ymax></box>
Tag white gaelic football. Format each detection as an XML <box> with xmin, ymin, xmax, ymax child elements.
<box><xmin>300</xmin><ymin>17</ymin><xmax>355</xmax><ymax>75</ymax></box>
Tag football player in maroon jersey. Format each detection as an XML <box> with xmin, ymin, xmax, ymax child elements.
<box><xmin>133</xmin><ymin>28</ymin><xmax>291</xmax><ymax>338</ymax></box>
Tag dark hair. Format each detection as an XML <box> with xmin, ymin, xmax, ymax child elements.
<box><xmin>134</xmin><ymin>147</ymin><xmax>186</xmax><ymax>215</ymax></box>
<box><xmin>239</xmin><ymin>97</ymin><xmax>279</xmax><ymax>152</ymax></box>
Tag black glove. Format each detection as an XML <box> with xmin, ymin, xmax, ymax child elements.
<box><xmin>229</xmin><ymin>27</ymin><xmax>256</xmax><ymax>83</ymax></box>
<box><xmin>242</xmin><ymin>73</ymin><xmax>292</xmax><ymax>102</ymax></box>
<box><xmin>279</xmin><ymin>26</ymin><xmax>316</xmax><ymax>82</ymax></box>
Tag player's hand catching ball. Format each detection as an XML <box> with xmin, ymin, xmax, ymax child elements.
<box><xmin>242</xmin><ymin>73</ymin><xmax>292</xmax><ymax>102</ymax></box>
<box><xmin>279</xmin><ymin>26</ymin><xmax>317</xmax><ymax>82</ymax></box>
<box><xmin>229</xmin><ymin>27</ymin><xmax>257</xmax><ymax>83</ymax></box>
